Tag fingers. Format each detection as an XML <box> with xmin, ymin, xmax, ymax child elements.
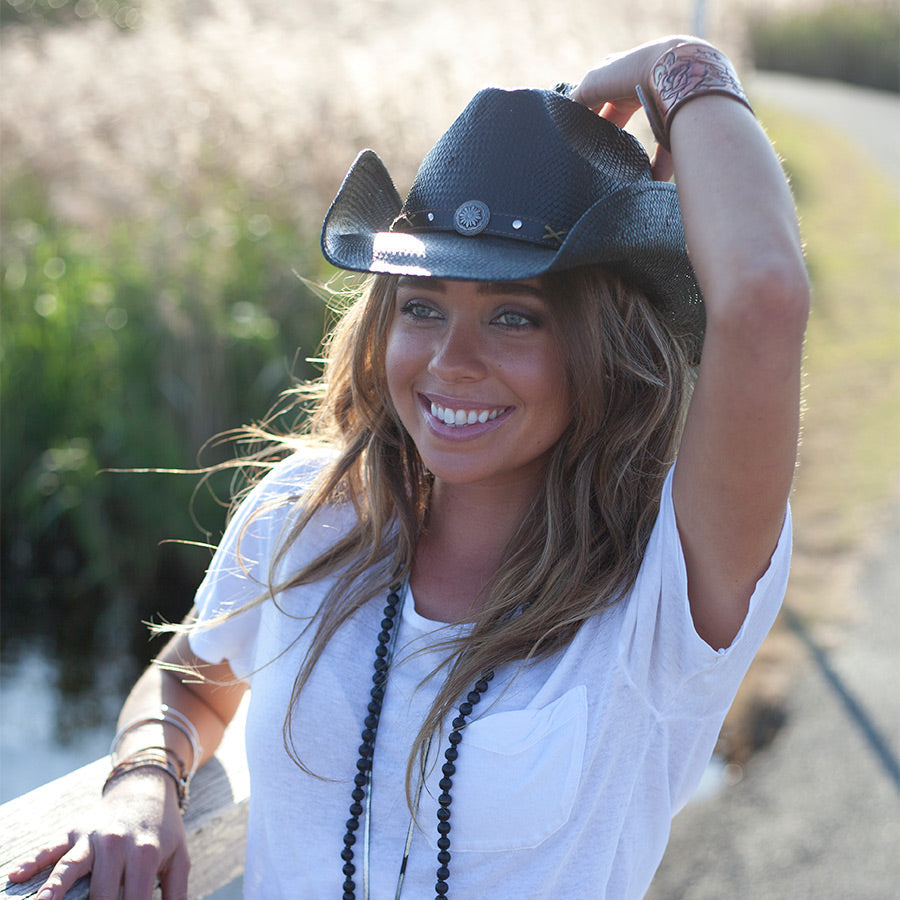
<box><xmin>568</xmin><ymin>36</ymin><xmax>704</xmax><ymax>181</ymax></box>
<box><xmin>7</xmin><ymin>837</ymin><xmax>74</xmax><ymax>882</ymax></box>
<box><xmin>86</xmin><ymin>834</ymin><xmax>126</xmax><ymax>900</ymax></box>
<box><xmin>158</xmin><ymin>843</ymin><xmax>191</xmax><ymax>900</ymax></box>
<box><xmin>8</xmin><ymin>835</ymin><xmax>181</xmax><ymax>900</ymax></box>
<box><xmin>570</xmin><ymin>50</ymin><xmax>648</xmax><ymax>112</ymax></box>
<box><xmin>120</xmin><ymin>842</ymin><xmax>163</xmax><ymax>900</ymax></box>
<box><xmin>650</xmin><ymin>145</ymin><xmax>675</xmax><ymax>182</ymax></box>
<box><xmin>90</xmin><ymin>832</ymin><xmax>182</xmax><ymax>900</ymax></box>
<box><xmin>570</xmin><ymin>36</ymin><xmax>688</xmax><ymax>119</ymax></box>
<box><xmin>597</xmin><ymin>100</ymin><xmax>642</xmax><ymax>129</ymax></box>
<box><xmin>27</xmin><ymin>835</ymin><xmax>94</xmax><ymax>900</ymax></box>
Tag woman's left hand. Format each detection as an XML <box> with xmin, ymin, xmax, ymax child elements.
<box><xmin>569</xmin><ymin>35</ymin><xmax>696</xmax><ymax>181</ymax></box>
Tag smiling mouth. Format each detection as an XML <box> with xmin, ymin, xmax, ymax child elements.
<box><xmin>429</xmin><ymin>400</ymin><xmax>509</xmax><ymax>428</ymax></box>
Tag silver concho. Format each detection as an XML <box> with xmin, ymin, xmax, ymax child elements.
<box><xmin>454</xmin><ymin>200</ymin><xmax>490</xmax><ymax>236</ymax></box>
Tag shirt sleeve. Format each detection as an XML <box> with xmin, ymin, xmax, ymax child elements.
<box><xmin>188</xmin><ymin>450</ymin><xmax>330</xmax><ymax>680</ymax></box>
<box><xmin>621</xmin><ymin>464</ymin><xmax>792</xmax><ymax>718</ymax></box>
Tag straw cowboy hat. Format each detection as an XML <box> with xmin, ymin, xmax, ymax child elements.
<box><xmin>321</xmin><ymin>86</ymin><xmax>704</xmax><ymax>360</ymax></box>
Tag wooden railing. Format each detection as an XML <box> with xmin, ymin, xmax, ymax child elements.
<box><xmin>0</xmin><ymin>706</ymin><xmax>249</xmax><ymax>900</ymax></box>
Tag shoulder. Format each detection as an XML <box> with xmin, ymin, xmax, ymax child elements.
<box><xmin>614</xmin><ymin>463</ymin><xmax>790</xmax><ymax>712</ymax></box>
<box><xmin>249</xmin><ymin>444</ymin><xmax>338</xmax><ymax>497</ymax></box>
<box><xmin>226</xmin><ymin>444</ymin><xmax>338</xmax><ymax>522</ymax></box>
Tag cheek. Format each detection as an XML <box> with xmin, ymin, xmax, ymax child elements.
<box><xmin>537</xmin><ymin>352</ymin><xmax>574</xmax><ymax>436</ymax></box>
<box><xmin>384</xmin><ymin>326</ymin><xmax>419</xmax><ymax>412</ymax></box>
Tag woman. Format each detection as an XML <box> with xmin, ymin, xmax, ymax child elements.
<box><xmin>11</xmin><ymin>35</ymin><xmax>808</xmax><ymax>900</ymax></box>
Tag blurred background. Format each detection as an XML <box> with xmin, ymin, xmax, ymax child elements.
<box><xmin>1</xmin><ymin>0</ymin><xmax>898</xmax><ymax>867</ymax></box>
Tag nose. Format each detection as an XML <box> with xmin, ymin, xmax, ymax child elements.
<box><xmin>428</xmin><ymin>319</ymin><xmax>488</xmax><ymax>382</ymax></box>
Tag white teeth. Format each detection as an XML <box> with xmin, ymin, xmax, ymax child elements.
<box><xmin>429</xmin><ymin>401</ymin><xmax>506</xmax><ymax>428</ymax></box>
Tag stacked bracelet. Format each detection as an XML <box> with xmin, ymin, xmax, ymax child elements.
<box><xmin>636</xmin><ymin>41</ymin><xmax>753</xmax><ymax>150</ymax></box>
<box><xmin>110</xmin><ymin>704</ymin><xmax>202</xmax><ymax>777</ymax></box>
<box><xmin>103</xmin><ymin>747</ymin><xmax>190</xmax><ymax>810</ymax></box>
<box><xmin>105</xmin><ymin>705</ymin><xmax>202</xmax><ymax>812</ymax></box>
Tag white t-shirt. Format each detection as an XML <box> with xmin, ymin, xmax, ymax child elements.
<box><xmin>190</xmin><ymin>450</ymin><xmax>791</xmax><ymax>899</ymax></box>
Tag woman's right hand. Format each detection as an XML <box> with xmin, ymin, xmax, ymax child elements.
<box><xmin>7</xmin><ymin>767</ymin><xmax>190</xmax><ymax>900</ymax></box>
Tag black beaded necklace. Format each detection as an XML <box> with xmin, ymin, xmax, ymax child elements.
<box><xmin>341</xmin><ymin>582</ymin><xmax>495</xmax><ymax>900</ymax></box>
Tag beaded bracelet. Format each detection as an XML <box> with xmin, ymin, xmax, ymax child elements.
<box><xmin>102</xmin><ymin>749</ymin><xmax>190</xmax><ymax>811</ymax></box>
<box><xmin>636</xmin><ymin>42</ymin><xmax>753</xmax><ymax>150</ymax></box>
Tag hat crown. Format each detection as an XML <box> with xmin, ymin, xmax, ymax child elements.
<box><xmin>320</xmin><ymin>86</ymin><xmax>704</xmax><ymax>362</ymax></box>
<box><xmin>399</xmin><ymin>89</ymin><xmax>653</xmax><ymax>247</ymax></box>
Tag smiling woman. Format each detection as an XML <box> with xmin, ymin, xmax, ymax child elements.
<box><xmin>10</xmin><ymin>35</ymin><xmax>808</xmax><ymax>900</ymax></box>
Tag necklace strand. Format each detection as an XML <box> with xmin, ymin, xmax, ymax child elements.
<box><xmin>341</xmin><ymin>583</ymin><xmax>494</xmax><ymax>900</ymax></box>
<box><xmin>342</xmin><ymin>585</ymin><xmax>403</xmax><ymax>900</ymax></box>
<box><xmin>433</xmin><ymin>667</ymin><xmax>494</xmax><ymax>898</ymax></box>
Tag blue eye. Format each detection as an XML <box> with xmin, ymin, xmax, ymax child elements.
<box><xmin>400</xmin><ymin>300</ymin><xmax>443</xmax><ymax>321</ymax></box>
<box><xmin>494</xmin><ymin>310</ymin><xmax>537</xmax><ymax>329</ymax></box>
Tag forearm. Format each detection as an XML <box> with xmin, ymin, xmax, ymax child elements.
<box><xmin>114</xmin><ymin>669</ymin><xmax>218</xmax><ymax>774</ymax></box>
<box><xmin>113</xmin><ymin>630</ymin><xmax>247</xmax><ymax>778</ymax></box>
<box><xmin>669</xmin><ymin>93</ymin><xmax>809</xmax><ymax>325</ymax></box>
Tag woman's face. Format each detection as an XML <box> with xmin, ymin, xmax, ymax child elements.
<box><xmin>385</xmin><ymin>276</ymin><xmax>572</xmax><ymax>493</ymax></box>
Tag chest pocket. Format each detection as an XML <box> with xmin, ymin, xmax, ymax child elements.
<box><xmin>419</xmin><ymin>684</ymin><xmax>588</xmax><ymax>852</ymax></box>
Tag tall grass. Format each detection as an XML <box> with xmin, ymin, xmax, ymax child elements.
<box><xmin>1</xmin><ymin>166</ymin><xmax>328</xmax><ymax>704</ymax></box>
<box><xmin>747</xmin><ymin>1</ymin><xmax>900</xmax><ymax>91</ymax></box>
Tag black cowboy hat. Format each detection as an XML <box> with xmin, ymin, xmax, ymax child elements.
<box><xmin>321</xmin><ymin>87</ymin><xmax>704</xmax><ymax>360</ymax></box>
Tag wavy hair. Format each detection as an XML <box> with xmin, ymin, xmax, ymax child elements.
<box><xmin>226</xmin><ymin>265</ymin><xmax>693</xmax><ymax>796</ymax></box>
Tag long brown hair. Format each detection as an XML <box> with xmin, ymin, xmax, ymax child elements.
<box><xmin>222</xmin><ymin>265</ymin><xmax>692</xmax><ymax>795</ymax></box>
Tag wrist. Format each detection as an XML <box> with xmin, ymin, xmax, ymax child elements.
<box><xmin>106</xmin><ymin>706</ymin><xmax>201</xmax><ymax>813</ymax></box>
<box><xmin>103</xmin><ymin>749</ymin><xmax>191</xmax><ymax>811</ymax></box>
<box><xmin>637</xmin><ymin>41</ymin><xmax>752</xmax><ymax>150</ymax></box>
<box><xmin>111</xmin><ymin>705</ymin><xmax>202</xmax><ymax>775</ymax></box>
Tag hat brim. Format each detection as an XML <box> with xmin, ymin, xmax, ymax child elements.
<box><xmin>321</xmin><ymin>148</ymin><xmax>704</xmax><ymax>361</ymax></box>
<box><xmin>322</xmin><ymin>150</ymin><xmax>558</xmax><ymax>281</ymax></box>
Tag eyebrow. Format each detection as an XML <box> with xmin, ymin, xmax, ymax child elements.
<box><xmin>396</xmin><ymin>276</ymin><xmax>546</xmax><ymax>299</ymax></box>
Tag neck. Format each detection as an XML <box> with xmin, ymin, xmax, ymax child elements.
<box><xmin>410</xmin><ymin>478</ymin><xmax>539</xmax><ymax>623</ymax></box>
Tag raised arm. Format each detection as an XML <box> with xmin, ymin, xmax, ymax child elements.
<box><xmin>573</xmin><ymin>37</ymin><xmax>810</xmax><ymax>649</ymax></box>
<box><xmin>8</xmin><ymin>624</ymin><xmax>247</xmax><ymax>900</ymax></box>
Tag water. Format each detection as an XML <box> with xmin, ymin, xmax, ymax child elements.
<box><xmin>0</xmin><ymin>648</ymin><xmax>116</xmax><ymax>803</ymax></box>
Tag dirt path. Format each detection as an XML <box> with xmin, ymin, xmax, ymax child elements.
<box><xmin>749</xmin><ymin>71</ymin><xmax>900</xmax><ymax>192</ymax></box>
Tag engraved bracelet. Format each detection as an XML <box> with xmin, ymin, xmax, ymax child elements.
<box><xmin>636</xmin><ymin>42</ymin><xmax>754</xmax><ymax>150</ymax></box>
